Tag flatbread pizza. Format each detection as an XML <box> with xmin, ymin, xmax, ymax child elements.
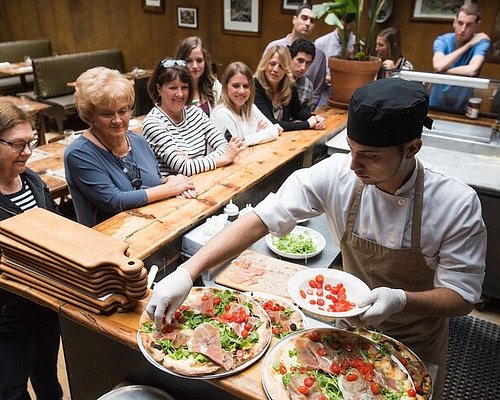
<box><xmin>139</xmin><ymin>287</ymin><xmax>272</xmax><ymax>377</ymax></box>
<box><xmin>262</xmin><ymin>328</ymin><xmax>418</xmax><ymax>400</ymax></box>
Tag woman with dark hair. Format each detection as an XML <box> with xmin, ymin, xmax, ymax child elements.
<box><xmin>64</xmin><ymin>67</ymin><xmax>196</xmax><ymax>227</ymax></box>
<box><xmin>211</xmin><ymin>61</ymin><xmax>282</xmax><ymax>146</ymax></box>
<box><xmin>375</xmin><ymin>27</ymin><xmax>413</xmax><ymax>79</ymax></box>
<box><xmin>254</xmin><ymin>45</ymin><xmax>324</xmax><ymax>132</ymax></box>
<box><xmin>175</xmin><ymin>36</ymin><xmax>222</xmax><ymax>116</ymax></box>
<box><xmin>143</xmin><ymin>58</ymin><xmax>242</xmax><ymax>177</ymax></box>
<box><xmin>0</xmin><ymin>99</ymin><xmax>63</xmax><ymax>400</ymax></box>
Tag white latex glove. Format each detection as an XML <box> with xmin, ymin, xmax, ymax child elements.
<box><xmin>358</xmin><ymin>287</ymin><xmax>407</xmax><ymax>326</ymax></box>
<box><xmin>145</xmin><ymin>266</ymin><xmax>193</xmax><ymax>328</ymax></box>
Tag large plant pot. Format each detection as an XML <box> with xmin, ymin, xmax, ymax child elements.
<box><xmin>328</xmin><ymin>57</ymin><xmax>382</xmax><ymax>108</ymax></box>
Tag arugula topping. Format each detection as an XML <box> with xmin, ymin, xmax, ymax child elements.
<box><xmin>272</xmin><ymin>232</ymin><xmax>317</xmax><ymax>254</ymax></box>
<box><xmin>141</xmin><ymin>322</ymin><xmax>154</xmax><ymax>334</ymax></box>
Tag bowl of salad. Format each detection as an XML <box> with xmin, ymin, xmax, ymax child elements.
<box><xmin>265</xmin><ymin>226</ymin><xmax>325</xmax><ymax>260</ymax></box>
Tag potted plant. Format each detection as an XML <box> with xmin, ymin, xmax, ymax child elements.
<box><xmin>313</xmin><ymin>0</ymin><xmax>388</xmax><ymax>107</ymax></box>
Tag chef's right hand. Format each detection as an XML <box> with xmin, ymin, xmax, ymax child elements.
<box><xmin>146</xmin><ymin>266</ymin><xmax>193</xmax><ymax>328</ymax></box>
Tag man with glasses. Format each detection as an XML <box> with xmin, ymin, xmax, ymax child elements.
<box><xmin>429</xmin><ymin>2</ymin><xmax>490</xmax><ymax>112</ymax></box>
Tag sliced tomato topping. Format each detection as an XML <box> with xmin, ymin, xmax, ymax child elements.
<box><xmin>315</xmin><ymin>274</ymin><xmax>324</xmax><ymax>283</ymax></box>
<box><xmin>279</xmin><ymin>364</ymin><xmax>287</xmax><ymax>374</ymax></box>
<box><xmin>300</xmin><ymin>290</ymin><xmax>307</xmax><ymax>299</ymax></box>
<box><xmin>370</xmin><ymin>382</ymin><xmax>380</xmax><ymax>394</ymax></box>
<box><xmin>241</xmin><ymin>329</ymin><xmax>249</xmax><ymax>339</ymax></box>
<box><xmin>308</xmin><ymin>279</ymin><xmax>317</xmax><ymax>289</ymax></box>
<box><xmin>303</xmin><ymin>377</ymin><xmax>315</xmax><ymax>387</ymax></box>
<box><xmin>201</xmin><ymin>294</ymin><xmax>210</xmax><ymax>301</ymax></box>
<box><xmin>330</xmin><ymin>362</ymin><xmax>341</xmax><ymax>374</ymax></box>
<box><xmin>212</xmin><ymin>297</ymin><xmax>221</xmax><ymax>305</ymax></box>
<box><xmin>346</xmin><ymin>373</ymin><xmax>358</xmax><ymax>382</ymax></box>
<box><xmin>297</xmin><ymin>386</ymin><xmax>309</xmax><ymax>395</ymax></box>
<box><xmin>407</xmin><ymin>389</ymin><xmax>416</xmax><ymax>397</ymax></box>
<box><xmin>316</xmin><ymin>347</ymin><xmax>327</xmax><ymax>357</ymax></box>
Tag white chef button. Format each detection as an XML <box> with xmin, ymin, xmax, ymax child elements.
<box><xmin>388</xmin><ymin>234</ymin><xmax>396</xmax><ymax>243</ymax></box>
<box><xmin>360</xmin><ymin>227</ymin><xmax>367</xmax><ymax>234</ymax></box>
<box><xmin>397</xmin><ymin>198</ymin><xmax>406</xmax><ymax>206</ymax></box>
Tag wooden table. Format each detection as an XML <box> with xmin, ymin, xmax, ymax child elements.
<box><xmin>0</xmin><ymin>61</ymin><xmax>33</xmax><ymax>91</ymax></box>
<box><xmin>1</xmin><ymin>95</ymin><xmax>52</xmax><ymax>144</ymax></box>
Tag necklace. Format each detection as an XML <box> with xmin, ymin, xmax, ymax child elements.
<box><xmin>90</xmin><ymin>130</ymin><xmax>131</xmax><ymax>157</ymax></box>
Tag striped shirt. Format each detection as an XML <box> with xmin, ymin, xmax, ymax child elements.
<box><xmin>142</xmin><ymin>105</ymin><xmax>228</xmax><ymax>177</ymax></box>
<box><xmin>6</xmin><ymin>179</ymin><xmax>38</xmax><ymax>211</ymax></box>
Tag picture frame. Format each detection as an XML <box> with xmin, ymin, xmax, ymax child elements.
<box><xmin>142</xmin><ymin>0</ymin><xmax>165</xmax><ymax>13</ymax></box>
<box><xmin>411</xmin><ymin>0</ymin><xmax>463</xmax><ymax>22</ymax></box>
<box><xmin>281</xmin><ymin>0</ymin><xmax>308</xmax><ymax>15</ymax></box>
<box><xmin>486</xmin><ymin>4</ymin><xmax>500</xmax><ymax>63</ymax></box>
<box><xmin>222</xmin><ymin>0</ymin><xmax>261</xmax><ymax>36</ymax></box>
<box><xmin>177</xmin><ymin>6</ymin><xmax>198</xmax><ymax>29</ymax></box>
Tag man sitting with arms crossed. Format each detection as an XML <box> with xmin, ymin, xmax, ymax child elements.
<box><xmin>289</xmin><ymin>38</ymin><xmax>316</xmax><ymax>112</ymax></box>
<box><xmin>429</xmin><ymin>2</ymin><xmax>491</xmax><ymax>112</ymax></box>
<box><xmin>147</xmin><ymin>78</ymin><xmax>486</xmax><ymax>399</ymax></box>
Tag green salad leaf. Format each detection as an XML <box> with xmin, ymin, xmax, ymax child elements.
<box><xmin>272</xmin><ymin>231</ymin><xmax>317</xmax><ymax>254</ymax></box>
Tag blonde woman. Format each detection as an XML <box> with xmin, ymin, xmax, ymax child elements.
<box><xmin>64</xmin><ymin>67</ymin><xmax>196</xmax><ymax>227</ymax></box>
<box><xmin>254</xmin><ymin>45</ymin><xmax>324</xmax><ymax>132</ymax></box>
<box><xmin>211</xmin><ymin>62</ymin><xmax>282</xmax><ymax>146</ymax></box>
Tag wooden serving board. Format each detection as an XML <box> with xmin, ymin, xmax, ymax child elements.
<box><xmin>214</xmin><ymin>250</ymin><xmax>306</xmax><ymax>300</ymax></box>
<box><xmin>0</xmin><ymin>208</ymin><xmax>143</xmax><ymax>274</ymax></box>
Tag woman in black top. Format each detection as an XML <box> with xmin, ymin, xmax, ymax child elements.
<box><xmin>253</xmin><ymin>45</ymin><xmax>325</xmax><ymax>132</ymax></box>
<box><xmin>0</xmin><ymin>100</ymin><xmax>63</xmax><ymax>400</ymax></box>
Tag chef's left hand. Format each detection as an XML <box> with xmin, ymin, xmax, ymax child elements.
<box><xmin>358</xmin><ymin>287</ymin><xmax>407</xmax><ymax>326</ymax></box>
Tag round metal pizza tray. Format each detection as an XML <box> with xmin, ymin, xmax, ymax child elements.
<box><xmin>261</xmin><ymin>327</ymin><xmax>425</xmax><ymax>400</ymax></box>
<box><xmin>137</xmin><ymin>288</ymin><xmax>273</xmax><ymax>380</ymax></box>
<box><xmin>97</xmin><ymin>385</ymin><xmax>175</xmax><ymax>400</ymax></box>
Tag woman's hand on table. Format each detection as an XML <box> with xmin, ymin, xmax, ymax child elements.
<box><xmin>307</xmin><ymin>115</ymin><xmax>325</xmax><ymax>130</ymax></box>
<box><xmin>146</xmin><ymin>266</ymin><xmax>193</xmax><ymax>327</ymax></box>
<box><xmin>162</xmin><ymin>174</ymin><xmax>196</xmax><ymax>197</ymax></box>
<box><xmin>215</xmin><ymin>136</ymin><xmax>244</xmax><ymax>167</ymax></box>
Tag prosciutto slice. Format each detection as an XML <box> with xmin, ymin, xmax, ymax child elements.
<box><xmin>295</xmin><ymin>337</ymin><xmax>334</xmax><ymax>373</ymax></box>
<box><xmin>338</xmin><ymin>370</ymin><xmax>374</xmax><ymax>400</ymax></box>
<box><xmin>189</xmin><ymin>323</ymin><xmax>235</xmax><ymax>371</ymax></box>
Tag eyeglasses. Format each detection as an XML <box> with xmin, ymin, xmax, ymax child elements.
<box><xmin>120</xmin><ymin>153</ymin><xmax>142</xmax><ymax>190</ymax></box>
<box><xmin>160</xmin><ymin>59</ymin><xmax>187</xmax><ymax>69</ymax></box>
<box><xmin>0</xmin><ymin>138</ymin><xmax>38</xmax><ymax>152</ymax></box>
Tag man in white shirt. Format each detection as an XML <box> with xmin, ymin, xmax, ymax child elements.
<box><xmin>264</xmin><ymin>5</ymin><xmax>326</xmax><ymax>110</ymax></box>
<box><xmin>147</xmin><ymin>78</ymin><xmax>486</xmax><ymax>399</ymax></box>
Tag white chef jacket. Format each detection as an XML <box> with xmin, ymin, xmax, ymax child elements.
<box><xmin>254</xmin><ymin>154</ymin><xmax>486</xmax><ymax>304</ymax></box>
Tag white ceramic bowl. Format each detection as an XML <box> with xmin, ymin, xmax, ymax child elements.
<box><xmin>265</xmin><ymin>226</ymin><xmax>325</xmax><ymax>260</ymax></box>
<box><xmin>288</xmin><ymin>268</ymin><xmax>371</xmax><ymax>322</ymax></box>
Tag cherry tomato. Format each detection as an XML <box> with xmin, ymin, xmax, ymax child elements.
<box><xmin>309</xmin><ymin>299</ymin><xmax>316</xmax><ymax>305</ymax></box>
<box><xmin>315</xmin><ymin>274</ymin><xmax>324</xmax><ymax>283</ymax></box>
<box><xmin>303</xmin><ymin>377</ymin><xmax>315</xmax><ymax>387</ymax></box>
<box><xmin>407</xmin><ymin>389</ymin><xmax>417</xmax><ymax>397</ymax></box>
<box><xmin>309</xmin><ymin>280</ymin><xmax>317</xmax><ymax>289</ymax></box>
<box><xmin>319</xmin><ymin>397</ymin><xmax>328</xmax><ymax>400</ymax></box>
<box><xmin>297</xmin><ymin>386</ymin><xmax>309</xmax><ymax>395</ymax></box>
<box><xmin>279</xmin><ymin>364</ymin><xmax>287</xmax><ymax>374</ymax></box>
<box><xmin>317</xmin><ymin>298</ymin><xmax>325</xmax><ymax>306</ymax></box>
<box><xmin>236</xmin><ymin>349</ymin><xmax>245</xmax><ymax>358</ymax></box>
<box><xmin>201</xmin><ymin>294</ymin><xmax>209</xmax><ymax>301</ymax></box>
<box><xmin>316</xmin><ymin>289</ymin><xmax>324</xmax><ymax>297</ymax></box>
<box><xmin>213</xmin><ymin>297</ymin><xmax>221</xmax><ymax>305</ymax></box>
<box><xmin>244</xmin><ymin>322</ymin><xmax>252</xmax><ymax>330</ymax></box>
<box><xmin>310</xmin><ymin>331</ymin><xmax>322</xmax><ymax>342</ymax></box>
<box><xmin>330</xmin><ymin>362</ymin><xmax>341</xmax><ymax>374</ymax></box>
<box><xmin>370</xmin><ymin>382</ymin><xmax>380</xmax><ymax>394</ymax></box>
<box><xmin>316</xmin><ymin>347</ymin><xmax>327</xmax><ymax>356</ymax></box>
<box><xmin>346</xmin><ymin>373</ymin><xmax>358</xmax><ymax>382</ymax></box>
<box><xmin>307</xmin><ymin>288</ymin><xmax>314</xmax><ymax>295</ymax></box>
<box><xmin>241</xmin><ymin>329</ymin><xmax>249</xmax><ymax>339</ymax></box>
<box><xmin>299</xmin><ymin>289</ymin><xmax>307</xmax><ymax>299</ymax></box>
<box><xmin>341</xmin><ymin>360</ymin><xmax>350</xmax><ymax>370</ymax></box>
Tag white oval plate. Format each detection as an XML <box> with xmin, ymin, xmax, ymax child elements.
<box><xmin>265</xmin><ymin>226</ymin><xmax>326</xmax><ymax>260</ymax></box>
<box><xmin>288</xmin><ymin>268</ymin><xmax>371</xmax><ymax>319</ymax></box>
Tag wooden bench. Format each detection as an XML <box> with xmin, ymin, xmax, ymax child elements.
<box><xmin>32</xmin><ymin>48</ymin><xmax>123</xmax><ymax>131</ymax></box>
<box><xmin>0</xmin><ymin>39</ymin><xmax>51</xmax><ymax>94</ymax></box>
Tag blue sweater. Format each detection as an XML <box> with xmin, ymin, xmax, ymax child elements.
<box><xmin>64</xmin><ymin>132</ymin><xmax>162</xmax><ymax>227</ymax></box>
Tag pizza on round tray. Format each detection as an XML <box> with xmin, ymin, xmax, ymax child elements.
<box><xmin>138</xmin><ymin>287</ymin><xmax>272</xmax><ymax>378</ymax></box>
<box><xmin>262</xmin><ymin>328</ymin><xmax>418</xmax><ymax>400</ymax></box>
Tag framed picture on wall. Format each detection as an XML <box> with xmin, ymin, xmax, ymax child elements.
<box><xmin>222</xmin><ymin>0</ymin><xmax>261</xmax><ymax>36</ymax></box>
<box><xmin>177</xmin><ymin>7</ymin><xmax>198</xmax><ymax>29</ymax></box>
<box><xmin>487</xmin><ymin>4</ymin><xmax>500</xmax><ymax>63</ymax></box>
<box><xmin>142</xmin><ymin>0</ymin><xmax>165</xmax><ymax>13</ymax></box>
<box><xmin>281</xmin><ymin>0</ymin><xmax>308</xmax><ymax>15</ymax></box>
<box><xmin>411</xmin><ymin>0</ymin><xmax>463</xmax><ymax>21</ymax></box>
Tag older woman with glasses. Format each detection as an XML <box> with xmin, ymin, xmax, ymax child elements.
<box><xmin>0</xmin><ymin>99</ymin><xmax>63</xmax><ymax>400</ymax></box>
<box><xmin>64</xmin><ymin>67</ymin><xmax>196</xmax><ymax>227</ymax></box>
<box><xmin>142</xmin><ymin>58</ymin><xmax>243</xmax><ymax>177</ymax></box>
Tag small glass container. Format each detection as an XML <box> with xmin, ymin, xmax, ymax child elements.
<box><xmin>465</xmin><ymin>97</ymin><xmax>482</xmax><ymax>119</ymax></box>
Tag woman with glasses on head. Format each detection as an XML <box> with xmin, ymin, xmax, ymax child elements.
<box><xmin>0</xmin><ymin>99</ymin><xmax>63</xmax><ymax>400</ymax></box>
<box><xmin>64</xmin><ymin>67</ymin><xmax>196</xmax><ymax>227</ymax></box>
<box><xmin>254</xmin><ymin>45</ymin><xmax>325</xmax><ymax>132</ymax></box>
<box><xmin>142</xmin><ymin>58</ymin><xmax>243</xmax><ymax>177</ymax></box>
<box><xmin>175</xmin><ymin>36</ymin><xmax>222</xmax><ymax>116</ymax></box>
<box><xmin>211</xmin><ymin>61</ymin><xmax>282</xmax><ymax>146</ymax></box>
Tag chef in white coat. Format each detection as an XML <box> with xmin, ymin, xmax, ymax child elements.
<box><xmin>147</xmin><ymin>78</ymin><xmax>486</xmax><ymax>398</ymax></box>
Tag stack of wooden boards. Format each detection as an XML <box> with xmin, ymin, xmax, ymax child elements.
<box><xmin>0</xmin><ymin>208</ymin><xmax>148</xmax><ymax>314</ymax></box>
